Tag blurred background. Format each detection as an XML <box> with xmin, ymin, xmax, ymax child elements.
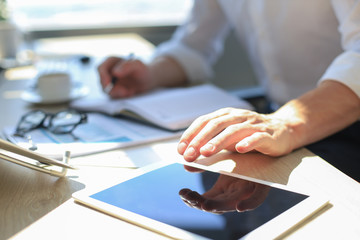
<box><xmin>3</xmin><ymin>0</ymin><xmax>260</xmax><ymax>95</ymax></box>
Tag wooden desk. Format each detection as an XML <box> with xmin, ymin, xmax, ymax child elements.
<box><xmin>1</xmin><ymin>34</ymin><xmax>360</xmax><ymax>240</ymax></box>
<box><xmin>3</xmin><ymin>141</ymin><xmax>360</xmax><ymax>240</ymax></box>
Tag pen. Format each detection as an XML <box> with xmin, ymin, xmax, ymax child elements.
<box><xmin>104</xmin><ymin>53</ymin><xmax>134</xmax><ymax>94</ymax></box>
<box><xmin>103</xmin><ymin>76</ymin><xmax>117</xmax><ymax>94</ymax></box>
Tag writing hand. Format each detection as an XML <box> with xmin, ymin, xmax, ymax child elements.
<box><xmin>97</xmin><ymin>56</ymin><xmax>153</xmax><ymax>98</ymax></box>
<box><xmin>177</xmin><ymin>107</ymin><xmax>295</xmax><ymax>162</ymax></box>
<box><xmin>179</xmin><ymin>174</ymin><xmax>270</xmax><ymax>213</ymax></box>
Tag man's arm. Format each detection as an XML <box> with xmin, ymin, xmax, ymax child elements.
<box><xmin>178</xmin><ymin>80</ymin><xmax>360</xmax><ymax>161</ymax></box>
<box><xmin>270</xmin><ymin>79</ymin><xmax>360</xmax><ymax>151</ymax></box>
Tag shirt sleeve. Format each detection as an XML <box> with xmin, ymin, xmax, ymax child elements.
<box><xmin>151</xmin><ymin>0</ymin><xmax>231</xmax><ymax>84</ymax></box>
<box><xmin>319</xmin><ymin>0</ymin><xmax>360</xmax><ymax>98</ymax></box>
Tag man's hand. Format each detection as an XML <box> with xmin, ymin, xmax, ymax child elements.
<box><xmin>98</xmin><ymin>56</ymin><xmax>188</xmax><ymax>99</ymax></box>
<box><xmin>177</xmin><ymin>108</ymin><xmax>296</xmax><ymax>162</ymax></box>
<box><xmin>98</xmin><ymin>56</ymin><xmax>153</xmax><ymax>98</ymax></box>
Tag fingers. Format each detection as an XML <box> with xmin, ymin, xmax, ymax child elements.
<box><xmin>199</xmin><ymin>122</ymin><xmax>257</xmax><ymax>156</ymax></box>
<box><xmin>178</xmin><ymin>108</ymin><xmax>262</xmax><ymax>162</ymax></box>
<box><xmin>235</xmin><ymin>130</ymin><xmax>291</xmax><ymax>157</ymax></box>
<box><xmin>98</xmin><ymin>57</ymin><xmax>121</xmax><ymax>89</ymax></box>
<box><xmin>98</xmin><ymin>57</ymin><xmax>149</xmax><ymax>98</ymax></box>
<box><xmin>111</xmin><ymin>57</ymin><xmax>139</xmax><ymax>79</ymax></box>
<box><xmin>178</xmin><ymin>108</ymin><xmax>244</xmax><ymax>162</ymax></box>
<box><xmin>110</xmin><ymin>59</ymin><xmax>140</xmax><ymax>98</ymax></box>
<box><xmin>177</xmin><ymin>113</ymin><xmax>218</xmax><ymax>155</ymax></box>
<box><xmin>177</xmin><ymin>107</ymin><xmax>293</xmax><ymax>161</ymax></box>
<box><xmin>235</xmin><ymin>132</ymin><xmax>270</xmax><ymax>154</ymax></box>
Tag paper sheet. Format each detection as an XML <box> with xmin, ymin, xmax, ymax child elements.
<box><xmin>3</xmin><ymin>113</ymin><xmax>182</xmax><ymax>160</ymax></box>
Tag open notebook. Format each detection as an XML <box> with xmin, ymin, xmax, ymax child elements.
<box><xmin>70</xmin><ymin>84</ymin><xmax>253</xmax><ymax>131</ymax></box>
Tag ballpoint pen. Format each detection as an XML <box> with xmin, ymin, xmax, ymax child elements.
<box><xmin>104</xmin><ymin>53</ymin><xmax>135</xmax><ymax>94</ymax></box>
<box><xmin>103</xmin><ymin>75</ymin><xmax>118</xmax><ymax>94</ymax></box>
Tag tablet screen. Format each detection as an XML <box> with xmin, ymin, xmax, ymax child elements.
<box><xmin>88</xmin><ymin>163</ymin><xmax>308</xmax><ymax>239</ymax></box>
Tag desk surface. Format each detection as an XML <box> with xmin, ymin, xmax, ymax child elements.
<box><xmin>1</xmin><ymin>34</ymin><xmax>360</xmax><ymax>240</ymax></box>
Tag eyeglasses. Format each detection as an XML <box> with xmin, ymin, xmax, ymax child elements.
<box><xmin>14</xmin><ymin>109</ymin><xmax>87</xmax><ymax>137</ymax></box>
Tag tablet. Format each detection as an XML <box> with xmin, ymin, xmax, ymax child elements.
<box><xmin>73</xmin><ymin>162</ymin><xmax>328</xmax><ymax>240</ymax></box>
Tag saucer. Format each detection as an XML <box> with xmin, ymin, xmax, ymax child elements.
<box><xmin>21</xmin><ymin>82</ymin><xmax>90</xmax><ymax>104</ymax></box>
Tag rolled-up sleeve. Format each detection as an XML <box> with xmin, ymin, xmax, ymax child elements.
<box><xmin>152</xmin><ymin>0</ymin><xmax>231</xmax><ymax>84</ymax></box>
<box><xmin>320</xmin><ymin>51</ymin><xmax>360</xmax><ymax>97</ymax></box>
<box><xmin>319</xmin><ymin>0</ymin><xmax>360</xmax><ymax>97</ymax></box>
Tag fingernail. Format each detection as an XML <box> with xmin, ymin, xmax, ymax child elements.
<box><xmin>177</xmin><ymin>142</ymin><xmax>188</xmax><ymax>154</ymax></box>
<box><xmin>184</xmin><ymin>147</ymin><xmax>196</xmax><ymax>158</ymax></box>
<box><xmin>238</xmin><ymin>140</ymin><xmax>249</xmax><ymax>148</ymax></box>
<box><xmin>201</xmin><ymin>143</ymin><xmax>215</xmax><ymax>152</ymax></box>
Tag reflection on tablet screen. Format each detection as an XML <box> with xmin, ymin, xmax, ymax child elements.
<box><xmin>90</xmin><ymin>163</ymin><xmax>307</xmax><ymax>240</ymax></box>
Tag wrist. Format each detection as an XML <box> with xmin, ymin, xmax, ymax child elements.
<box><xmin>269</xmin><ymin>103</ymin><xmax>307</xmax><ymax>152</ymax></box>
<box><xmin>148</xmin><ymin>56</ymin><xmax>188</xmax><ymax>89</ymax></box>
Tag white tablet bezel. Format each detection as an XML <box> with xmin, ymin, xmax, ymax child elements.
<box><xmin>72</xmin><ymin>161</ymin><xmax>329</xmax><ymax>240</ymax></box>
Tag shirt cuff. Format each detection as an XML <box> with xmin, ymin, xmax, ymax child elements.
<box><xmin>152</xmin><ymin>42</ymin><xmax>213</xmax><ymax>84</ymax></box>
<box><xmin>319</xmin><ymin>51</ymin><xmax>360</xmax><ymax>98</ymax></box>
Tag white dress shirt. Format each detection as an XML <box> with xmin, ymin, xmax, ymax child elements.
<box><xmin>153</xmin><ymin>0</ymin><xmax>360</xmax><ymax>106</ymax></box>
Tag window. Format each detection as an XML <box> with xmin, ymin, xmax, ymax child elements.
<box><xmin>8</xmin><ymin>0</ymin><xmax>192</xmax><ymax>31</ymax></box>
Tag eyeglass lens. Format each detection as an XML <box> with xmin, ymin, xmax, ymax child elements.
<box><xmin>16</xmin><ymin>110</ymin><xmax>47</xmax><ymax>134</ymax></box>
<box><xmin>15</xmin><ymin>109</ymin><xmax>86</xmax><ymax>136</ymax></box>
<box><xmin>49</xmin><ymin>110</ymin><xmax>84</xmax><ymax>133</ymax></box>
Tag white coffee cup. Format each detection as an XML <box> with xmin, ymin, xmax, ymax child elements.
<box><xmin>36</xmin><ymin>72</ymin><xmax>72</xmax><ymax>102</ymax></box>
